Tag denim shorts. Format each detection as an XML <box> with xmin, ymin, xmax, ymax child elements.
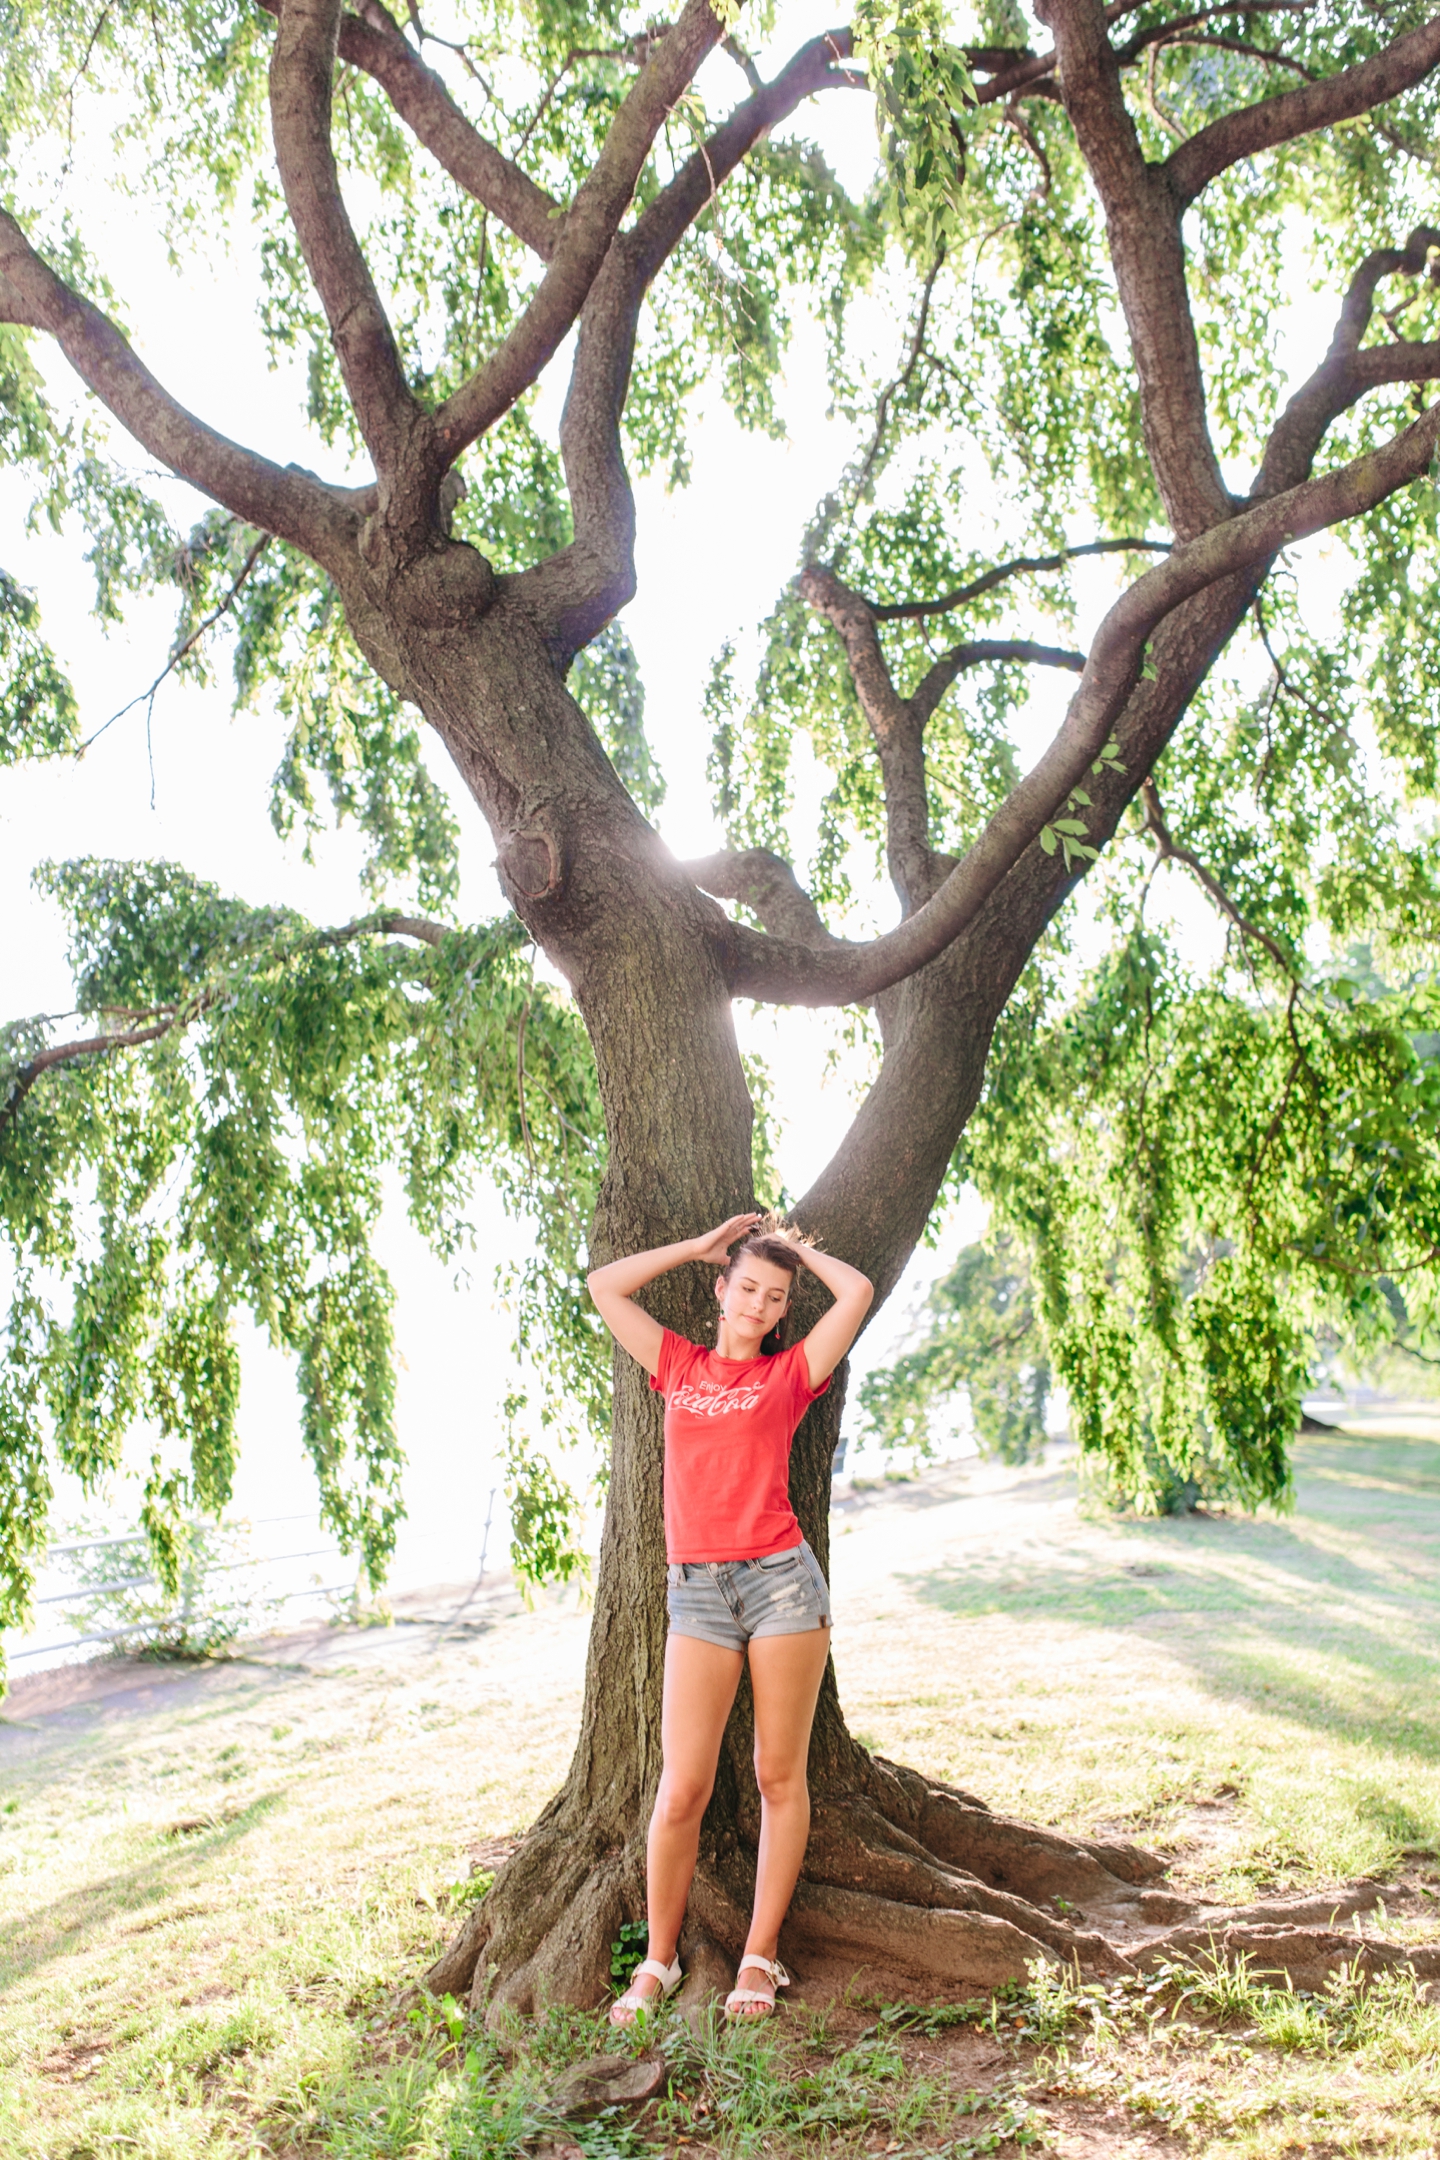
<box><xmin>666</xmin><ymin>1539</ymin><xmax>831</xmax><ymax>1654</ymax></box>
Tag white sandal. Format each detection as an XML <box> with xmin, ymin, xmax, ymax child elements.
<box><xmin>609</xmin><ymin>1954</ymin><xmax>683</xmax><ymax>2024</ymax></box>
<box><xmin>724</xmin><ymin>1953</ymin><xmax>790</xmax><ymax>2019</ymax></box>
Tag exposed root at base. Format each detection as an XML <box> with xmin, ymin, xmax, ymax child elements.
<box><xmin>426</xmin><ymin>1761</ymin><xmax>1440</xmax><ymax>2014</ymax></box>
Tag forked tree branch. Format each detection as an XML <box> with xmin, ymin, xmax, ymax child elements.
<box><xmin>969</xmin><ymin>1</ymin><xmax>1317</xmax><ymax>109</ymax></box>
<box><xmin>1165</xmin><ymin>9</ymin><xmax>1440</xmax><ymax>205</ymax></box>
<box><xmin>255</xmin><ymin>0</ymin><xmax>563</xmax><ymax>254</ymax></box>
<box><xmin>799</xmin><ymin>564</ymin><xmax>909</xmax><ymax>739</ymax></box>
<box><xmin>799</xmin><ymin>564</ymin><xmax>929</xmax><ymax>906</ymax></box>
<box><xmin>799</xmin><ymin>565</ymin><xmax>1085</xmax><ymax>910</ymax></box>
<box><xmin>515</xmin><ymin>30</ymin><xmax>862</xmax><ymax>655</ymax></box>
<box><xmin>432</xmin><ymin>0</ymin><xmax>730</xmax><ymax>464</ymax></box>
<box><xmin>1256</xmin><ymin>225</ymin><xmax>1440</xmax><ymax>494</ymax></box>
<box><xmin>0</xmin><ymin>213</ymin><xmax>344</xmax><ymax>559</ymax></box>
<box><xmin>269</xmin><ymin>0</ymin><xmax>427</xmax><ymax>480</ymax></box>
<box><xmin>725</xmin><ymin>395</ymin><xmax>1440</xmax><ymax>1005</ymax></box>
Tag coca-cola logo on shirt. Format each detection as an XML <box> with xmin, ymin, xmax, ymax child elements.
<box><xmin>670</xmin><ymin>1374</ymin><xmax>769</xmax><ymax>1419</ymax></box>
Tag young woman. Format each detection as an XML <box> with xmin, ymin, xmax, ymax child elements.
<box><xmin>587</xmin><ymin>1212</ymin><xmax>873</xmax><ymax>2023</ymax></box>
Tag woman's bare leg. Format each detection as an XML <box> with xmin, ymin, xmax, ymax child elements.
<box><xmin>618</xmin><ymin>1633</ymin><xmax>743</xmax><ymax>2011</ymax></box>
<box><xmin>733</xmin><ymin>1625</ymin><xmax>831</xmax><ymax>2014</ymax></box>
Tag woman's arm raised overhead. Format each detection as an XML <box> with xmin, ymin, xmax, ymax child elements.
<box><xmin>788</xmin><ymin>1240</ymin><xmax>874</xmax><ymax>1390</ymax></box>
<box><xmin>587</xmin><ymin>1214</ymin><xmax>762</xmax><ymax>1377</ymax></box>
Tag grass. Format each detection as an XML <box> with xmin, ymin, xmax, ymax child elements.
<box><xmin>833</xmin><ymin>1419</ymin><xmax>1440</xmax><ymax>1905</ymax></box>
<box><xmin>1</xmin><ymin>1417</ymin><xmax>1438</xmax><ymax>2155</ymax></box>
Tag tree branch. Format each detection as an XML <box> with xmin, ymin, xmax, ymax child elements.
<box><xmin>1140</xmin><ymin>776</ymin><xmax>1297</xmax><ymax>974</ymax></box>
<box><xmin>0</xmin><ymin>910</ymin><xmax>450</xmax><ymax>1135</ymax></box>
<box><xmin>512</xmin><ymin>29</ymin><xmax>861</xmax><ymax>657</ymax></box>
<box><xmin>268</xmin><ymin>0</ymin><xmax>427</xmax><ymax>482</ymax></box>
<box><xmin>909</xmin><ymin>640</ymin><xmax>1085</xmax><ymax>727</ymax></box>
<box><xmin>848</xmin><ymin>250</ymin><xmax>946</xmax><ymax>506</ymax></box>
<box><xmin>798</xmin><ymin>568</ymin><xmax>1086</xmax><ymax>908</ymax></box>
<box><xmin>799</xmin><ymin>564</ymin><xmax>931</xmax><ymax>908</ymax></box>
<box><xmin>1145</xmin><ymin>31</ymin><xmax>1315</xmax><ymax>79</ymax></box>
<box><xmin>1110</xmin><ymin>0</ymin><xmax>1318</xmax><ymax>69</ymax></box>
<box><xmin>431</xmin><ymin>0</ymin><xmax>730</xmax><ymax>465</ymax></box>
<box><xmin>335</xmin><ymin>3</ymin><xmax>563</xmax><ymax>256</ymax></box>
<box><xmin>682</xmin><ymin>850</ymin><xmax>837</xmax><ymax>945</ymax></box>
<box><xmin>871</xmin><ymin>537</ymin><xmax>1170</xmax><ymax>621</ymax></box>
<box><xmin>1</xmin><ymin>1018</ymin><xmax>177</xmax><ymax>1135</ymax></box>
<box><xmin>255</xmin><ymin>0</ymin><xmax>564</xmax><ymax>255</ymax></box>
<box><xmin>799</xmin><ymin>563</ymin><xmax>910</xmax><ymax>740</ymax></box>
<box><xmin>0</xmin><ymin>212</ymin><xmax>344</xmax><ymax>559</ymax></box>
<box><xmin>1035</xmin><ymin>0</ymin><xmax>1231</xmax><ymax>537</ymax></box>
<box><xmin>84</xmin><ymin>534</ymin><xmax>273</xmax><ymax>752</ymax></box>
<box><xmin>381</xmin><ymin>913</ymin><xmax>447</xmax><ymax>945</ymax></box>
<box><xmin>724</xmin><ymin>394</ymin><xmax>1440</xmax><ymax>1006</ymax></box>
<box><xmin>968</xmin><ymin>2</ymin><xmax>1317</xmax><ymax>110</ymax></box>
<box><xmin>1256</xmin><ymin>225</ymin><xmax>1440</xmax><ymax>495</ymax></box>
<box><xmin>1165</xmin><ymin>10</ymin><xmax>1440</xmax><ymax>207</ymax></box>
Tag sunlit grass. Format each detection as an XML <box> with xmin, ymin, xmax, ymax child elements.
<box><xmin>1</xmin><ymin>1420</ymin><xmax>1438</xmax><ymax>2154</ymax></box>
<box><xmin>833</xmin><ymin>1423</ymin><xmax>1440</xmax><ymax>1903</ymax></box>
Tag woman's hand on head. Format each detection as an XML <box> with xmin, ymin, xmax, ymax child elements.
<box><xmin>688</xmin><ymin>1213</ymin><xmax>762</xmax><ymax>1267</ymax></box>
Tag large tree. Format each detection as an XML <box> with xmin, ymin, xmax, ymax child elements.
<box><xmin>6</xmin><ymin>0</ymin><xmax>1440</xmax><ymax>2009</ymax></box>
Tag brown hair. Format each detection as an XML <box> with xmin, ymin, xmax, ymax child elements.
<box><xmin>719</xmin><ymin>1225</ymin><xmax>807</xmax><ymax>1356</ymax></box>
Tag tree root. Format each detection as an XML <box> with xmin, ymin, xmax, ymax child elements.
<box><xmin>426</xmin><ymin>1759</ymin><xmax>1439</xmax><ymax>2014</ymax></box>
<box><xmin>1142</xmin><ymin>1921</ymin><xmax>1440</xmax><ymax>1993</ymax></box>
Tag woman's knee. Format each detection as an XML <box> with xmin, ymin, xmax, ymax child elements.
<box><xmin>653</xmin><ymin>1772</ymin><xmax>712</xmax><ymax>1828</ymax></box>
<box><xmin>753</xmin><ymin>1755</ymin><xmax>809</xmax><ymax>1810</ymax></box>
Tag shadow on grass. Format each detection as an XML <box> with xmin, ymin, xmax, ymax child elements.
<box><xmin>0</xmin><ymin>1791</ymin><xmax>285</xmax><ymax>1997</ymax></box>
<box><xmin>840</xmin><ymin>1467</ymin><xmax>1076</xmax><ymax>1517</ymax></box>
<box><xmin>901</xmin><ymin>1430</ymin><xmax>1440</xmax><ymax>1766</ymax></box>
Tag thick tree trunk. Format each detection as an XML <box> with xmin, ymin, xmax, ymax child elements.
<box><xmin>10</xmin><ymin>0</ymin><xmax>1435</xmax><ymax>2011</ymax></box>
<box><xmin>339</xmin><ymin>555</ymin><xmax>1418</xmax><ymax>2011</ymax></box>
<box><xmin>418</xmin><ymin>875</ymin><xmax>1169</xmax><ymax>2012</ymax></box>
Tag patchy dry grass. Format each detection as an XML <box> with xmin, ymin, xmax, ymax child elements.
<box><xmin>832</xmin><ymin>1418</ymin><xmax>1440</xmax><ymax>1908</ymax></box>
<box><xmin>0</xmin><ymin>1581</ymin><xmax>586</xmax><ymax>2158</ymax></box>
<box><xmin>1</xmin><ymin>1416</ymin><xmax>1438</xmax><ymax>2156</ymax></box>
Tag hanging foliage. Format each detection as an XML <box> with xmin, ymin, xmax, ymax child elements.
<box><xmin>0</xmin><ymin>861</ymin><xmax>609</xmax><ymax>1652</ymax></box>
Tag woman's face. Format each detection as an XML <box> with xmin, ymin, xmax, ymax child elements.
<box><xmin>715</xmin><ymin>1255</ymin><xmax>792</xmax><ymax>1342</ymax></box>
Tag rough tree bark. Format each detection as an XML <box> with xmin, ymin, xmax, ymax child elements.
<box><xmin>9</xmin><ymin>0</ymin><xmax>1440</xmax><ymax>2008</ymax></box>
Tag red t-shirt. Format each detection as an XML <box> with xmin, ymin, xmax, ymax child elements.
<box><xmin>650</xmin><ymin>1330</ymin><xmax>830</xmax><ymax>1563</ymax></box>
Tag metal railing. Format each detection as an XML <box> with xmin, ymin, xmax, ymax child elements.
<box><xmin>5</xmin><ymin>1496</ymin><xmax>499</xmax><ymax>1665</ymax></box>
<box><xmin>8</xmin><ymin>1514</ymin><xmax>349</xmax><ymax>1661</ymax></box>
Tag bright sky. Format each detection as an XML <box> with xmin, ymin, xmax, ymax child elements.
<box><xmin>0</xmin><ymin>1</ymin><xmax>1356</xmax><ymax>1657</ymax></box>
<box><xmin>0</xmin><ymin>4</ymin><xmax>998</xmax><ymax>1658</ymax></box>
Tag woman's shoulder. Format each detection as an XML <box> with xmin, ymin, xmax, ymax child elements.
<box><xmin>655</xmin><ymin>1328</ymin><xmax>707</xmax><ymax>1375</ymax></box>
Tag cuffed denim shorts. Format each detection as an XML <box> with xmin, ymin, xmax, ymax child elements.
<box><xmin>666</xmin><ymin>1538</ymin><xmax>831</xmax><ymax>1654</ymax></box>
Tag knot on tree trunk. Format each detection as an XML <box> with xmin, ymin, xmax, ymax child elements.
<box><xmin>358</xmin><ymin>519</ymin><xmax>497</xmax><ymax>626</ymax></box>
<box><xmin>499</xmin><ymin>825</ymin><xmax>566</xmax><ymax>901</ymax></box>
